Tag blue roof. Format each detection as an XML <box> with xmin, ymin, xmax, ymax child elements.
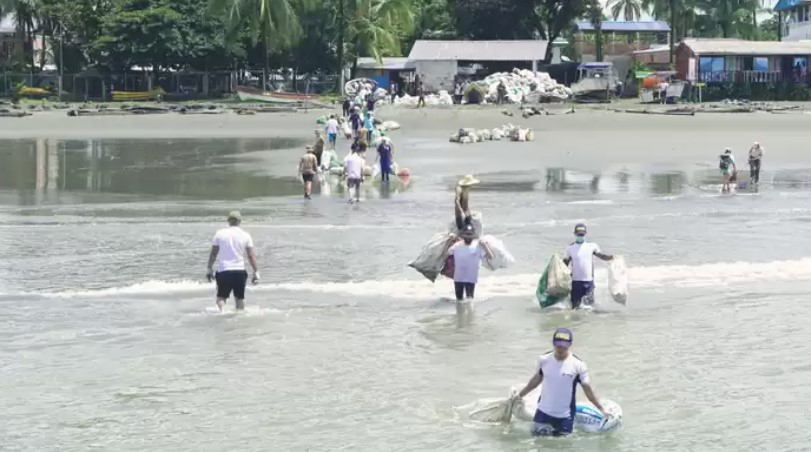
<box><xmin>576</xmin><ymin>21</ymin><xmax>671</xmax><ymax>32</ymax></box>
<box><xmin>774</xmin><ymin>0</ymin><xmax>805</xmax><ymax>12</ymax></box>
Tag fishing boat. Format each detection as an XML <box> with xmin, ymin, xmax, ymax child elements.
<box><xmin>236</xmin><ymin>85</ymin><xmax>322</xmax><ymax>105</ymax></box>
<box><xmin>570</xmin><ymin>62</ymin><xmax>623</xmax><ymax>103</ymax></box>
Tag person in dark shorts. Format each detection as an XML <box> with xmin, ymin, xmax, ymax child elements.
<box><xmin>206</xmin><ymin>211</ymin><xmax>260</xmax><ymax>311</ymax></box>
<box><xmin>455</xmin><ymin>175</ymin><xmax>479</xmax><ymax>232</ymax></box>
<box><xmin>448</xmin><ymin>224</ymin><xmax>493</xmax><ymax>301</ymax></box>
<box><xmin>343</xmin><ymin>148</ymin><xmax>365</xmax><ymax>203</ymax></box>
<box><xmin>563</xmin><ymin>223</ymin><xmax>613</xmax><ymax>309</ymax></box>
<box><xmin>298</xmin><ymin>148</ymin><xmax>319</xmax><ymax>199</ymax></box>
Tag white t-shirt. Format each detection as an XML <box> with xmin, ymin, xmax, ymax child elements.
<box><xmin>536</xmin><ymin>352</ymin><xmax>590</xmax><ymax>419</ymax></box>
<box><xmin>212</xmin><ymin>226</ymin><xmax>254</xmax><ymax>272</ymax></box>
<box><xmin>326</xmin><ymin>119</ymin><xmax>339</xmax><ymax>135</ymax></box>
<box><xmin>344</xmin><ymin>153</ymin><xmax>365</xmax><ymax>179</ymax></box>
<box><xmin>451</xmin><ymin>240</ymin><xmax>485</xmax><ymax>283</ymax></box>
<box><xmin>564</xmin><ymin>242</ymin><xmax>600</xmax><ymax>282</ymax></box>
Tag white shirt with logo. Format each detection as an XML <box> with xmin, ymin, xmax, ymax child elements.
<box><xmin>326</xmin><ymin>119</ymin><xmax>339</xmax><ymax>135</ymax></box>
<box><xmin>212</xmin><ymin>226</ymin><xmax>255</xmax><ymax>272</ymax></box>
<box><xmin>344</xmin><ymin>154</ymin><xmax>365</xmax><ymax>180</ymax></box>
<box><xmin>450</xmin><ymin>240</ymin><xmax>485</xmax><ymax>283</ymax></box>
<box><xmin>564</xmin><ymin>241</ymin><xmax>600</xmax><ymax>282</ymax></box>
<box><xmin>536</xmin><ymin>352</ymin><xmax>590</xmax><ymax>419</ymax></box>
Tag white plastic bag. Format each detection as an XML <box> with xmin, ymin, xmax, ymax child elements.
<box><xmin>608</xmin><ymin>255</ymin><xmax>629</xmax><ymax>305</ymax></box>
<box><xmin>547</xmin><ymin>254</ymin><xmax>572</xmax><ymax>296</ymax></box>
<box><xmin>479</xmin><ymin>235</ymin><xmax>515</xmax><ymax>271</ymax></box>
<box><xmin>408</xmin><ymin>232</ymin><xmax>457</xmax><ymax>282</ymax></box>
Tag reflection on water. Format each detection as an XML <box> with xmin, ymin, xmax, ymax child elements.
<box><xmin>0</xmin><ymin>138</ymin><xmax>416</xmax><ymax>206</ymax></box>
<box><xmin>0</xmin><ymin>138</ymin><xmax>308</xmax><ymax>204</ymax></box>
<box><xmin>649</xmin><ymin>172</ymin><xmax>686</xmax><ymax>195</ymax></box>
<box><xmin>546</xmin><ymin>168</ymin><xmax>601</xmax><ymax>193</ymax></box>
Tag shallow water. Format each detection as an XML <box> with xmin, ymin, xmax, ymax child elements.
<box><xmin>2</xmin><ymin>127</ymin><xmax>811</xmax><ymax>451</ymax></box>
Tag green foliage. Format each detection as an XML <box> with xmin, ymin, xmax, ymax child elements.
<box><xmin>700</xmin><ymin>82</ymin><xmax>811</xmax><ymax>102</ymax></box>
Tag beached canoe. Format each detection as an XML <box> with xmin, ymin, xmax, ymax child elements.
<box><xmin>236</xmin><ymin>86</ymin><xmax>323</xmax><ymax>105</ymax></box>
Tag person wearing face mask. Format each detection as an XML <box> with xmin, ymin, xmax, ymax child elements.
<box><xmin>447</xmin><ymin>224</ymin><xmax>493</xmax><ymax>301</ymax></box>
<box><xmin>563</xmin><ymin>223</ymin><xmax>613</xmax><ymax>309</ymax></box>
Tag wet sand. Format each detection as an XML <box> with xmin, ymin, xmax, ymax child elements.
<box><xmin>2</xmin><ymin>103</ymin><xmax>809</xmax><ymax>170</ymax></box>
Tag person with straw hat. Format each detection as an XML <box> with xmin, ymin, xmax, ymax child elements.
<box><xmin>455</xmin><ymin>174</ymin><xmax>480</xmax><ymax>232</ymax></box>
<box><xmin>206</xmin><ymin>211</ymin><xmax>260</xmax><ymax>312</ymax></box>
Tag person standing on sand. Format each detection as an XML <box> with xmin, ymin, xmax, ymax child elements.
<box><xmin>349</xmin><ymin>107</ymin><xmax>362</xmax><ymax>139</ymax></box>
<box><xmin>748</xmin><ymin>141</ymin><xmax>764</xmax><ymax>185</ymax></box>
<box><xmin>325</xmin><ymin>114</ymin><xmax>339</xmax><ymax>151</ymax></box>
<box><xmin>417</xmin><ymin>82</ymin><xmax>426</xmax><ymax>108</ymax></box>
<box><xmin>448</xmin><ymin>224</ymin><xmax>493</xmax><ymax>301</ymax></box>
<box><xmin>455</xmin><ymin>175</ymin><xmax>479</xmax><ymax>232</ymax></box>
<box><xmin>342</xmin><ymin>98</ymin><xmax>351</xmax><ymax>118</ymax></box>
<box><xmin>206</xmin><ymin>211</ymin><xmax>259</xmax><ymax>311</ymax></box>
<box><xmin>298</xmin><ymin>148</ymin><xmax>319</xmax><ymax>199</ymax></box>
<box><xmin>563</xmin><ymin>223</ymin><xmax>613</xmax><ymax>310</ymax></box>
<box><xmin>344</xmin><ymin>147</ymin><xmax>365</xmax><ymax>203</ymax></box>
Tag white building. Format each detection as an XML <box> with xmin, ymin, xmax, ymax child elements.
<box><xmin>776</xmin><ymin>0</ymin><xmax>811</xmax><ymax>41</ymax></box>
<box><xmin>406</xmin><ymin>40</ymin><xmax>548</xmax><ymax>92</ymax></box>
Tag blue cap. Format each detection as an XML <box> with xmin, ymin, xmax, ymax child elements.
<box><xmin>574</xmin><ymin>223</ymin><xmax>587</xmax><ymax>236</ymax></box>
<box><xmin>552</xmin><ymin>328</ymin><xmax>573</xmax><ymax>347</ymax></box>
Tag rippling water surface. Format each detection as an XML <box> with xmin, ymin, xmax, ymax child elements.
<box><xmin>2</xmin><ymin>130</ymin><xmax>811</xmax><ymax>451</ymax></box>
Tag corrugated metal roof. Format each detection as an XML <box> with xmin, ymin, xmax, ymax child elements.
<box><xmin>356</xmin><ymin>57</ymin><xmax>415</xmax><ymax>70</ymax></box>
<box><xmin>407</xmin><ymin>40</ymin><xmax>548</xmax><ymax>61</ymax></box>
<box><xmin>681</xmin><ymin>38</ymin><xmax>811</xmax><ymax>56</ymax></box>
<box><xmin>774</xmin><ymin>0</ymin><xmax>805</xmax><ymax>12</ymax></box>
<box><xmin>576</xmin><ymin>21</ymin><xmax>671</xmax><ymax>32</ymax></box>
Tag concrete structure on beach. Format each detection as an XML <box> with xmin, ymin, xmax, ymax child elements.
<box><xmin>406</xmin><ymin>40</ymin><xmax>548</xmax><ymax>92</ymax></box>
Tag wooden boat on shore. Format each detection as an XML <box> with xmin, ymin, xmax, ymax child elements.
<box><xmin>236</xmin><ymin>85</ymin><xmax>323</xmax><ymax>105</ymax></box>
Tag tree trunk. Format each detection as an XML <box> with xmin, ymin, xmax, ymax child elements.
<box><xmin>669</xmin><ymin>0</ymin><xmax>676</xmax><ymax>65</ymax></box>
<box><xmin>752</xmin><ymin>8</ymin><xmax>758</xmax><ymax>40</ymax></box>
<box><xmin>337</xmin><ymin>0</ymin><xmax>345</xmax><ymax>91</ymax></box>
<box><xmin>596</xmin><ymin>27</ymin><xmax>603</xmax><ymax>62</ymax></box>
<box><xmin>39</xmin><ymin>28</ymin><xmax>47</xmax><ymax>70</ymax></box>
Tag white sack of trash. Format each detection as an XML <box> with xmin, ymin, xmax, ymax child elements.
<box><xmin>449</xmin><ymin>124</ymin><xmax>535</xmax><ymax>143</ymax></box>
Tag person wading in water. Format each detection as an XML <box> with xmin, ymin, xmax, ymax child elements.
<box><xmin>455</xmin><ymin>175</ymin><xmax>479</xmax><ymax>233</ymax></box>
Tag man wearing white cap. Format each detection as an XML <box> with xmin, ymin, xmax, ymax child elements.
<box><xmin>206</xmin><ymin>211</ymin><xmax>260</xmax><ymax>311</ymax></box>
<box><xmin>718</xmin><ymin>148</ymin><xmax>737</xmax><ymax>193</ymax></box>
<box><xmin>748</xmin><ymin>141</ymin><xmax>764</xmax><ymax>185</ymax></box>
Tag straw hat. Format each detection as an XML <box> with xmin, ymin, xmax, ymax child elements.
<box><xmin>457</xmin><ymin>175</ymin><xmax>480</xmax><ymax>187</ymax></box>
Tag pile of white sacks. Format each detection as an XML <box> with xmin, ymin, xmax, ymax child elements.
<box><xmin>480</xmin><ymin>69</ymin><xmax>572</xmax><ymax>103</ymax></box>
<box><xmin>344</xmin><ymin>78</ymin><xmax>389</xmax><ymax>102</ymax></box>
<box><xmin>394</xmin><ymin>90</ymin><xmax>454</xmax><ymax>107</ymax></box>
<box><xmin>449</xmin><ymin>124</ymin><xmax>535</xmax><ymax>144</ymax></box>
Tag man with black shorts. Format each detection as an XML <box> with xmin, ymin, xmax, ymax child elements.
<box><xmin>206</xmin><ymin>211</ymin><xmax>259</xmax><ymax>311</ymax></box>
<box><xmin>299</xmin><ymin>147</ymin><xmax>319</xmax><ymax>199</ymax></box>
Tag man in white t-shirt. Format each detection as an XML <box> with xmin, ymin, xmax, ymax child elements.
<box><xmin>344</xmin><ymin>149</ymin><xmax>365</xmax><ymax>203</ymax></box>
<box><xmin>447</xmin><ymin>224</ymin><xmax>493</xmax><ymax>301</ymax></box>
<box><xmin>325</xmin><ymin>114</ymin><xmax>339</xmax><ymax>150</ymax></box>
<box><xmin>514</xmin><ymin>328</ymin><xmax>609</xmax><ymax>437</ymax></box>
<box><xmin>206</xmin><ymin>211</ymin><xmax>259</xmax><ymax>311</ymax></box>
<box><xmin>563</xmin><ymin>223</ymin><xmax>613</xmax><ymax>309</ymax></box>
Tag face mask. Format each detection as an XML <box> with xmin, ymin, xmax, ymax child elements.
<box><xmin>575</xmin><ymin>236</ymin><xmax>585</xmax><ymax>244</ymax></box>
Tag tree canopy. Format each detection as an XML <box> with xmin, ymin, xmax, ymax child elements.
<box><xmin>0</xmin><ymin>0</ymin><xmax>781</xmax><ymax>75</ymax></box>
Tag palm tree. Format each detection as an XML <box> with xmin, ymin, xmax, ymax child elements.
<box><xmin>586</xmin><ymin>0</ymin><xmax>604</xmax><ymax>62</ymax></box>
<box><xmin>608</xmin><ymin>0</ymin><xmax>643</xmax><ymax>21</ymax></box>
<box><xmin>337</xmin><ymin>0</ymin><xmax>415</xmax><ymax>79</ymax></box>
<box><xmin>210</xmin><ymin>0</ymin><xmax>306</xmax><ymax>84</ymax></box>
<box><xmin>0</xmin><ymin>0</ymin><xmax>38</xmax><ymax>69</ymax></box>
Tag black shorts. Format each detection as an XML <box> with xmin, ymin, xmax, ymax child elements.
<box><xmin>347</xmin><ymin>178</ymin><xmax>362</xmax><ymax>188</ymax></box>
<box><xmin>216</xmin><ymin>270</ymin><xmax>248</xmax><ymax>300</ymax></box>
<box><xmin>302</xmin><ymin>173</ymin><xmax>315</xmax><ymax>182</ymax></box>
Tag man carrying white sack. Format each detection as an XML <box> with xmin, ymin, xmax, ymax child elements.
<box><xmin>448</xmin><ymin>224</ymin><xmax>493</xmax><ymax>301</ymax></box>
<box><xmin>513</xmin><ymin>328</ymin><xmax>610</xmax><ymax>437</ymax></box>
<box><xmin>563</xmin><ymin>223</ymin><xmax>613</xmax><ymax>309</ymax></box>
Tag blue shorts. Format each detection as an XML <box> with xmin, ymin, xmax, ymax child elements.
<box><xmin>532</xmin><ymin>410</ymin><xmax>574</xmax><ymax>436</ymax></box>
<box><xmin>571</xmin><ymin>280</ymin><xmax>595</xmax><ymax>309</ymax></box>
<box><xmin>328</xmin><ymin>133</ymin><xmax>337</xmax><ymax>143</ymax></box>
